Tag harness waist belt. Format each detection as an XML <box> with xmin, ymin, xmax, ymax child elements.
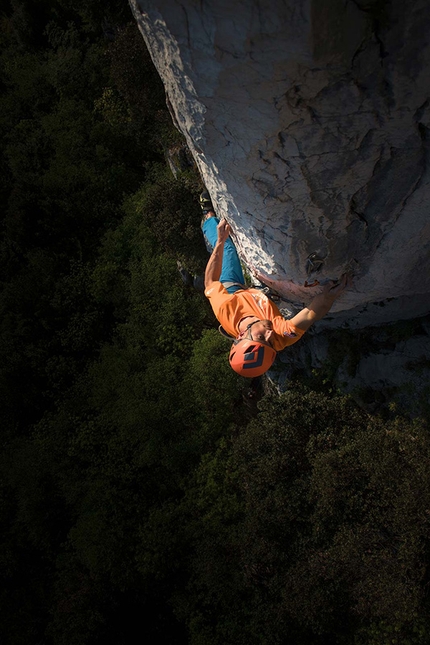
<box><xmin>221</xmin><ymin>281</ymin><xmax>246</xmax><ymax>290</ymax></box>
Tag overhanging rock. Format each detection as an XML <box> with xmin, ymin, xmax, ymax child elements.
<box><xmin>130</xmin><ymin>0</ymin><xmax>430</xmax><ymax>327</ymax></box>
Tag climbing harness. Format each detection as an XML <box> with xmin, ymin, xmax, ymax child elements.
<box><xmin>222</xmin><ymin>281</ymin><xmax>246</xmax><ymax>291</ymax></box>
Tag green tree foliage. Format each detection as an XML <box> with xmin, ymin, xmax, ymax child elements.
<box><xmin>0</xmin><ymin>0</ymin><xmax>185</xmax><ymax>435</ymax></box>
<box><xmin>177</xmin><ymin>385</ymin><xmax>430</xmax><ymax>644</ymax></box>
<box><xmin>107</xmin><ymin>21</ymin><xmax>179</xmax><ymax>149</ymax></box>
<box><xmin>0</xmin><ymin>3</ymin><xmax>213</xmax><ymax>642</ymax></box>
<box><xmin>137</xmin><ymin>167</ymin><xmax>209</xmax><ymax>274</ymax></box>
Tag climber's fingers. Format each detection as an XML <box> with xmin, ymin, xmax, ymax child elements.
<box><xmin>217</xmin><ymin>218</ymin><xmax>231</xmax><ymax>242</ymax></box>
<box><xmin>323</xmin><ymin>273</ymin><xmax>353</xmax><ymax>298</ymax></box>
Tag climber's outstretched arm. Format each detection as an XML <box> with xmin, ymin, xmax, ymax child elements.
<box><xmin>204</xmin><ymin>219</ymin><xmax>231</xmax><ymax>289</ymax></box>
<box><xmin>290</xmin><ymin>274</ymin><xmax>352</xmax><ymax>332</ymax></box>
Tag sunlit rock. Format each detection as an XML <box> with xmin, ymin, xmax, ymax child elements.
<box><xmin>130</xmin><ymin>0</ymin><xmax>430</xmax><ymax>326</ymax></box>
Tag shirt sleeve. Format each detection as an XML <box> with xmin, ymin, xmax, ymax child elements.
<box><xmin>272</xmin><ymin>316</ymin><xmax>305</xmax><ymax>350</ymax></box>
<box><xmin>204</xmin><ymin>281</ymin><xmax>230</xmax><ymax>319</ymax></box>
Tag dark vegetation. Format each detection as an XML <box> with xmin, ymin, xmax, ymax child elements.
<box><xmin>1</xmin><ymin>2</ymin><xmax>430</xmax><ymax>644</ymax></box>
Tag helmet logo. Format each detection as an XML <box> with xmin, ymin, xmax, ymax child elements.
<box><xmin>243</xmin><ymin>346</ymin><xmax>265</xmax><ymax>369</ymax></box>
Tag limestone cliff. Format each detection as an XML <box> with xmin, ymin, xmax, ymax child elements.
<box><xmin>130</xmin><ymin>0</ymin><xmax>430</xmax><ymax>327</ymax></box>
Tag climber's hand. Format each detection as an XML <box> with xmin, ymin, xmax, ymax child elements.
<box><xmin>217</xmin><ymin>218</ymin><xmax>231</xmax><ymax>244</ymax></box>
<box><xmin>291</xmin><ymin>273</ymin><xmax>352</xmax><ymax>332</ymax></box>
<box><xmin>322</xmin><ymin>273</ymin><xmax>353</xmax><ymax>300</ymax></box>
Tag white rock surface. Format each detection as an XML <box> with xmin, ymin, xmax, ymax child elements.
<box><xmin>130</xmin><ymin>0</ymin><xmax>430</xmax><ymax>326</ymax></box>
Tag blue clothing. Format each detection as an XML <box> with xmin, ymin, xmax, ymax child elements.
<box><xmin>202</xmin><ymin>217</ymin><xmax>245</xmax><ymax>294</ymax></box>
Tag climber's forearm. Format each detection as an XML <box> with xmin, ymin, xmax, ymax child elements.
<box><xmin>204</xmin><ymin>219</ymin><xmax>232</xmax><ymax>289</ymax></box>
<box><xmin>204</xmin><ymin>240</ymin><xmax>226</xmax><ymax>288</ymax></box>
<box><xmin>290</xmin><ymin>293</ymin><xmax>337</xmax><ymax>331</ymax></box>
<box><xmin>290</xmin><ymin>274</ymin><xmax>351</xmax><ymax>332</ymax></box>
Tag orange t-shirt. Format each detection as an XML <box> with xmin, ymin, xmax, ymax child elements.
<box><xmin>204</xmin><ymin>282</ymin><xmax>305</xmax><ymax>351</ymax></box>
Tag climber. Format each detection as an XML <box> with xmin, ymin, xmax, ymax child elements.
<box><xmin>200</xmin><ymin>192</ymin><xmax>351</xmax><ymax>378</ymax></box>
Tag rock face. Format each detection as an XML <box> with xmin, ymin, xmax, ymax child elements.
<box><xmin>274</xmin><ymin>314</ymin><xmax>430</xmax><ymax>417</ymax></box>
<box><xmin>130</xmin><ymin>0</ymin><xmax>430</xmax><ymax>326</ymax></box>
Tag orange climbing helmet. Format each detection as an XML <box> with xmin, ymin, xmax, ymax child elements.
<box><xmin>229</xmin><ymin>338</ymin><xmax>276</xmax><ymax>378</ymax></box>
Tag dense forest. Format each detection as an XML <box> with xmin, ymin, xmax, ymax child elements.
<box><xmin>1</xmin><ymin>1</ymin><xmax>430</xmax><ymax>644</ymax></box>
